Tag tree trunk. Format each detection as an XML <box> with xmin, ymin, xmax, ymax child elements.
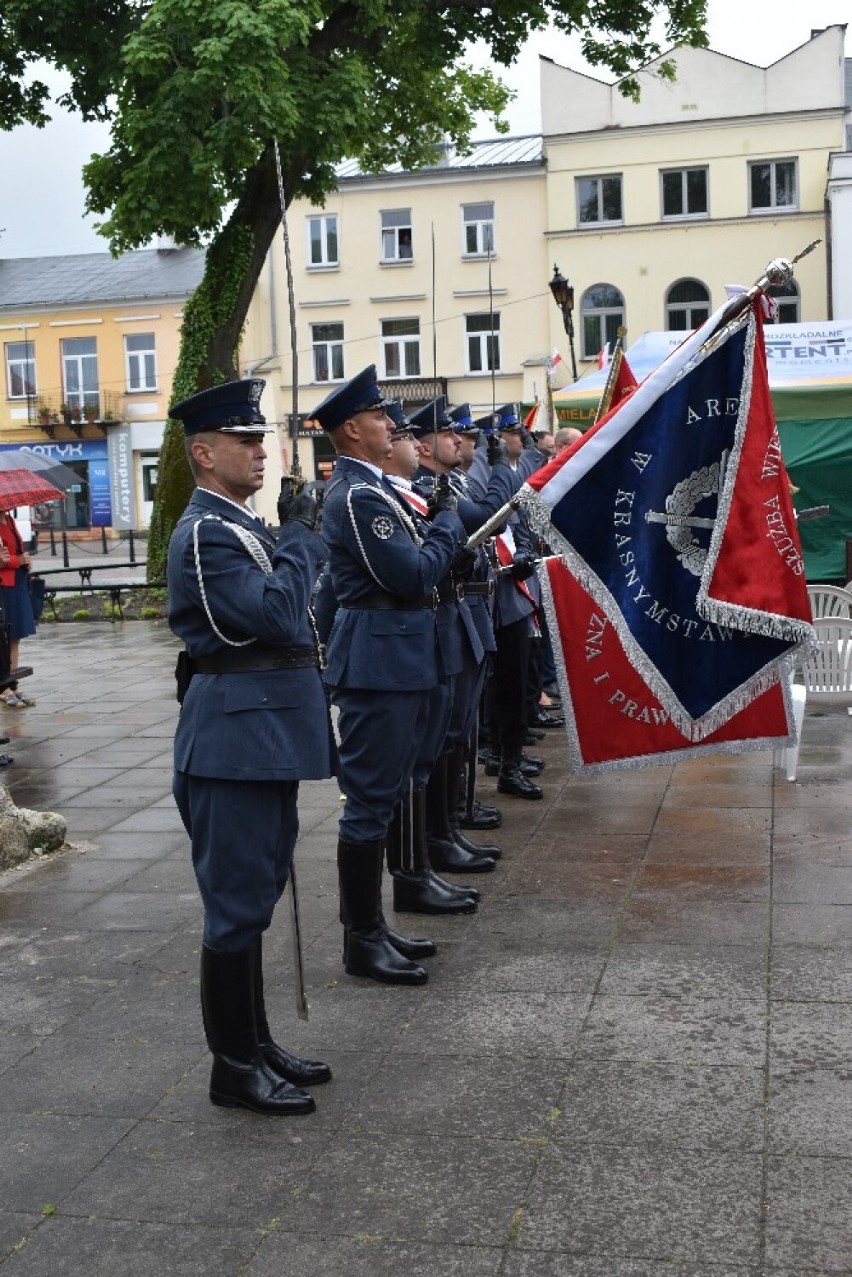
<box><xmin>147</xmin><ymin>146</ymin><xmax>287</xmax><ymax>582</ymax></box>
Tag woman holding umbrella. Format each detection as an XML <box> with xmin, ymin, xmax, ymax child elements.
<box><xmin>0</xmin><ymin>466</ymin><xmax>65</xmax><ymax>708</ymax></box>
<box><xmin>0</xmin><ymin>508</ymin><xmax>37</xmax><ymax>708</ymax></box>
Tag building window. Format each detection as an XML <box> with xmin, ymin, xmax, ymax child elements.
<box><xmin>465</xmin><ymin>312</ymin><xmax>501</xmax><ymax>374</ymax></box>
<box><xmin>749</xmin><ymin>159</ymin><xmax>798</xmax><ymax>212</ymax></box>
<box><xmin>462</xmin><ymin>202</ymin><xmax>495</xmax><ymax>256</ymax></box>
<box><xmin>5</xmin><ymin>341</ymin><xmax>36</xmax><ymax>399</ymax></box>
<box><xmin>124</xmin><ymin>333</ymin><xmax>157</xmax><ymax>392</ymax></box>
<box><xmin>581</xmin><ymin>284</ymin><xmax>625</xmax><ymax>360</ymax></box>
<box><xmin>311</xmin><ymin>323</ymin><xmax>344</xmax><ymax>383</ymax></box>
<box><xmin>381</xmin><ymin>318</ymin><xmax>421</xmax><ymax>379</ymax></box>
<box><xmin>381</xmin><ymin>209</ymin><xmax>413</xmax><ymax>262</ymax></box>
<box><xmin>666</xmin><ymin>279</ymin><xmax>711</xmax><ymax>331</ymax></box>
<box><xmin>61</xmin><ymin>336</ymin><xmax>99</xmax><ymax>410</ymax></box>
<box><xmin>577</xmin><ymin>175</ymin><xmax>623</xmax><ymax>226</ymax></box>
<box><xmin>766</xmin><ymin>280</ymin><xmax>800</xmax><ymax>323</ymax></box>
<box><xmin>661</xmin><ymin>167</ymin><xmax>708</xmax><ymax>219</ymax></box>
<box><xmin>307</xmin><ymin>214</ymin><xmax>338</xmax><ymax>267</ymax></box>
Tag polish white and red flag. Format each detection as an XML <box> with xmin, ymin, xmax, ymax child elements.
<box><xmin>546</xmin><ymin>348</ymin><xmax>564</xmax><ymax>383</ymax></box>
<box><xmin>519</xmin><ymin>293</ymin><xmax>814</xmax><ymax>773</ymax></box>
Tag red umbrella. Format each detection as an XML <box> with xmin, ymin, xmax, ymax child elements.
<box><xmin>0</xmin><ymin>469</ymin><xmax>65</xmax><ymax>513</ymax></box>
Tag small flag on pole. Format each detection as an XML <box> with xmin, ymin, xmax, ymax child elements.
<box><xmin>547</xmin><ymin>348</ymin><xmax>564</xmax><ymax>384</ymax></box>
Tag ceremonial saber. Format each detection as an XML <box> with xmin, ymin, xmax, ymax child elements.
<box><xmin>274</xmin><ymin>138</ymin><xmax>310</xmax><ymax>1019</ymax></box>
<box><xmin>463</xmin><ymin>494</ymin><xmax>523</xmax><ymax>551</ymax></box>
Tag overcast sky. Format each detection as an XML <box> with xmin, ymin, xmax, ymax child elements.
<box><xmin>0</xmin><ymin>0</ymin><xmax>848</xmax><ymax>260</ymax></box>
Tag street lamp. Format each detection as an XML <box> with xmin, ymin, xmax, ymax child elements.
<box><xmin>549</xmin><ymin>264</ymin><xmax>578</xmax><ymax>382</ymax></box>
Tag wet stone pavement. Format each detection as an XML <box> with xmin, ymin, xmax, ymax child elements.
<box><xmin>0</xmin><ymin>620</ymin><xmax>850</xmax><ymax>1276</ymax></box>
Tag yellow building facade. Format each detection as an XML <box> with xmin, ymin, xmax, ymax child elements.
<box><xmin>541</xmin><ymin>28</ymin><xmax>847</xmax><ymax>386</ymax></box>
<box><xmin>0</xmin><ymin>247</ymin><xmax>204</xmax><ymax>532</ymax></box>
<box><xmin>243</xmin><ymin>141</ymin><xmax>550</xmax><ymax>483</ymax></box>
<box><xmin>243</xmin><ymin>26</ymin><xmax>848</xmax><ymax>477</ymax></box>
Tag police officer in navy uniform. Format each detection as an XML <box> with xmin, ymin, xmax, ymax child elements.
<box><xmin>473</xmin><ymin>404</ymin><xmax>546</xmax><ymax>799</ymax></box>
<box><xmin>314</xmin><ymin>367</ymin><xmax>468</xmax><ymax>986</ymax></box>
<box><xmin>380</xmin><ymin>401</ymin><xmax>482</xmax><ymax>915</ymax></box>
<box><xmin>410</xmin><ymin>398</ymin><xmax>521</xmax><ymax>856</ymax></box>
<box><xmin>168</xmin><ymin>378</ymin><xmax>334</xmax><ymax>1116</ymax></box>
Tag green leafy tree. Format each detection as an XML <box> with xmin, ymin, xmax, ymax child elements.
<box><xmin>1</xmin><ymin>0</ymin><xmax>707</xmax><ymax>578</ymax></box>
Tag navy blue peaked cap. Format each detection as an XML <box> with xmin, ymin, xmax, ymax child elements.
<box><xmin>496</xmin><ymin>402</ymin><xmax>520</xmax><ymax>430</ymax></box>
<box><xmin>409</xmin><ymin>396</ymin><xmax>455</xmax><ymax>438</ymax></box>
<box><xmin>386</xmin><ymin>399</ymin><xmax>415</xmax><ymax>436</ymax></box>
<box><xmin>449</xmin><ymin>403</ymin><xmax>478</xmax><ymax>434</ymax></box>
<box><xmin>473</xmin><ymin>411</ymin><xmax>499</xmax><ymax>433</ymax></box>
<box><xmin>310</xmin><ymin>364</ymin><xmax>388</xmax><ymax>432</ymax></box>
<box><xmin>169</xmin><ymin>378</ymin><xmax>271</xmax><ymax>435</ymax></box>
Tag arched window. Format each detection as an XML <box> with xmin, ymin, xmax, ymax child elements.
<box><xmin>581</xmin><ymin>284</ymin><xmax>625</xmax><ymax>361</ymax></box>
<box><xmin>766</xmin><ymin>279</ymin><xmax>800</xmax><ymax>324</ymax></box>
<box><xmin>666</xmin><ymin>279</ymin><xmax>710</xmax><ymax>331</ymax></box>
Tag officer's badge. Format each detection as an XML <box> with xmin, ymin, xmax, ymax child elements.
<box><xmin>371</xmin><ymin>515</ymin><xmax>395</xmax><ymax>540</ymax></box>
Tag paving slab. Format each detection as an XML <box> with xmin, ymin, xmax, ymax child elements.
<box><xmin>0</xmin><ymin>622</ymin><xmax>849</xmax><ymax>1276</ymax></box>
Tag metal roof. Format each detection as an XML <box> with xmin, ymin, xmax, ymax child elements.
<box><xmin>0</xmin><ymin>247</ymin><xmax>206</xmax><ymax>311</ymax></box>
<box><xmin>335</xmin><ymin>135</ymin><xmax>544</xmax><ymax>182</ymax></box>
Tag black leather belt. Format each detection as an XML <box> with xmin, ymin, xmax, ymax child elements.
<box><xmin>462</xmin><ymin>581</ymin><xmax>495</xmax><ymax>598</ymax></box>
<box><xmin>342</xmin><ymin>589</ymin><xmax>436</xmax><ymax>611</ymax></box>
<box><xmin>194</xmin><ymin>646</ymin><xmax>319</xmax><ymax>673</ymax></box>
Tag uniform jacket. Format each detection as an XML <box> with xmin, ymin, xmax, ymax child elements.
<box><xmin>167</xmin><ymin>487</ymin><xmax>334</xmax><ymax>781</ymax></box>
<box><xmin>465</xmin><ymin>448</ymin><xmax>538</xmax><ymax>630</ymax></box>
<box><xmin>321</xmin><ymin>456</ymin><xmax>465</xmax><ymax>691</ymax></box>
<box><xmin>415</xmin><ymin>460</ymin><xmax>520</xmax><ymax>655</ymax></box>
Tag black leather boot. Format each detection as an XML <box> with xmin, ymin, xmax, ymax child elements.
<box><xmin>338</xmin><ymin>838</ymin><xmax>429</xmax><ymax>984</ymax></box>
<box><xmin>252</xmin><ymin>937</ymin><xmax>331</xmax><ymax>1087</ymax></box>
<box><xmin>388</xmin><ymin>791</ymin><xmax>478</xmax><ymax>915</ymax></box>
<box><xmin>200</xmin><ymin>945</ymin><xmax>315</xmax><ymax>1115</ymax></box>
<box><xmin>425</xmin><ymin>755</ymin><xmax>496</xmax><ymax>874</ymax></box>
<box><xmin>447</xmin><ymin>744</ymin><xmax>502</xmax><ymax>860</ymax></box>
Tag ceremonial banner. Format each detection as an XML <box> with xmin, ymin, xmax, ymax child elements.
<box><xmin>540</xmin><ymin>556</ymin><xmax>792</xmax><ymax>772</ymax></box>
<box><xmin>523</xmin><ymin>296</ymin><xmax>814</xmax><ymax>771</ymax></box>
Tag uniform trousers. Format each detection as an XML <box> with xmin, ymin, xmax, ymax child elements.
<box><xmin>332</xmin><ymin>688</ymin><xmax>431</xmax><ymax>841</ymax></box>
<box><xmin>173</xmin><ymin>772</ymin><xmax>299</xmax><ymax>952</ymax></box>
<box><xmin>485</xmin><ymin>616</ymin><xmax>532</xmax><ymax>758</ymax></box>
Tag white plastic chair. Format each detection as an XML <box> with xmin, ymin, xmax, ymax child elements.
<box><xmin>774</xmin><ymin>677</ymin><xmax>807</xmax><ymax>782</ymax></box>
<box><xmin>806</xmin><ymin>584</ymin><xmax>852</xmax><ymax>621</ymax></box>
<box><xmin>779</xmin><ymin>621</ymin><xmax>852</xmax><ymax>781</ymax></box>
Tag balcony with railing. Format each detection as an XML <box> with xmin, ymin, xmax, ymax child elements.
<box><xmin>21</xmin><ymin>390</ymin><xmax>125</xmax><ymax>438</ymax></box>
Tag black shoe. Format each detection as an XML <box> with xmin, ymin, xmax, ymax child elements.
<box><xmin>345</xmin><ymin>929</ymin><xmax>429</xmax><ymax>984</ymax></box>
<box><xmin>450</xmin><ymin>828</ymin><xmax>502</xmax><ymax>860</ymax></box>
<box><xmin>259</xmin><ymin>1043</ymin><xmax>332</xmax><ymax>1088</ymax></box>
<box><xmin>0</xmin><ymin>754</ymin><xmax>13</xmax><ymax>766</ymax></box>
<box><xmin>520</xmin><ymin>753</ymin><xmax>546</xmax><ymax>776</ymax></box>
<box><xmin>458</xmin><ymin>801</ymin><xmax>502</xmax><ymax>831</ymax></box>
<box><xmin>525</xmin><ymin>729</ymin><xmax>546</xmax><ymax>744</ymax></box>
<box><xmin>532</xmin><ymin>709</ymin><xmax>565</xmax><ymax>728</ymax></box>
<box><xmin>427</xmin><ymin>836</ymin><xmax>496</xmax><ymax>874</ymax></box>
<box><xmin>210</xmin><ymin>1055</ymin><xmax>316</xmax><ymax>1115</ymax></box>
<box><xmin>497</xmin><ymin>767</ymin><xmax>543</xmax><ymax>800</ymax></box>
<box><xmin>543</xmin><ymin>682</ymin><xmax>560</xmax><ymax>698</ymax></box>
<box><xmin>384</xmin><ymin>922</ymin><xmax>437</xmax><ymax>960</ymax></box>
<box><xmin>392</xmin><ymin>870</ymin><xmax>478</xmax><ymax>915</ymax></box>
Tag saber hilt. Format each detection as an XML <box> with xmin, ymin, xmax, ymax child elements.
<box><xmin>463</xmin><ymin>494</ymin><xmax>523</xmax><ymax>551</ymax></box>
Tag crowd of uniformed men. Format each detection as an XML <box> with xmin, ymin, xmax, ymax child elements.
<box><xmin>166</xmin><ymin>367</ymin><xmax>580</xmax><ymax>1116</ymax></box>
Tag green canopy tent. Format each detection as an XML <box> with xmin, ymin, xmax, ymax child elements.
<box><xmin>544</xmin><ymin>321</ymin><xmax>852</xmax><ymax>581</ymax></box>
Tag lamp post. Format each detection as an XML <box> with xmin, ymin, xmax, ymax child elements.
<box><xmin>549</xmin><ymin>264</ymin><xmax>578</xmax><ymax>382</ymax></box>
